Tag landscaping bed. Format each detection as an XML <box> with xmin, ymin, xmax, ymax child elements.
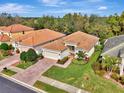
<box><xmin>72</xmin><ymin>59</ymin><xmax>87</xmax><ymax>65</ymax></box>
<box><xmin>43</xmin><ymin>51</ymin><xmax>124</xmax><ymax>93</ymax></box>
<box><xmin>2</xmin><ymin>69</ymin><xmax>17</xmax><ymax>76</ymax></box>
<box><xmin>57</xmin><ymin>57</ymin><xmax>69</xmax><ymax>65</ymax></box>
<box><xmin>16</xmin><ymin>61</ymin><xmax>36</xmax><ymax>69</ymax></box>
<box><xmin>34</xmin><ymin>81</ymin><xmax>68</xmax><ymax>93</ymax></box>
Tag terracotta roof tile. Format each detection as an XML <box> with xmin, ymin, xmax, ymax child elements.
<box><xmin>64</xmin><ymin>31</ymin><xmax>99</xmax><ymax>51</ymax></box>
<box><xmin>42</xmin><ymin>39</ymin><xmax>67</xmax><ymax>51</ymax></box>
<box><xmin>42</xmin><ymin>31</ymin><xmax>99</xmax><ymax>52</ymax></box>
<box><xmin>0</xmin><ymin>26</ymin><xmax>6</xmax><ymax>30</ymax></box>
<box><xmin>2</xmin><ymin>24</ymin><xmax>34</xmax><ymax>33</ymax></box>
<box><xmin>16</xmin><ymin>29</ymin><xmax>65</xmax><ymax>46</ymax></box>
<box><xmin>0</xmin><ymin>34</ymin><xmax>10</xmax><ymax>42</ymax></box>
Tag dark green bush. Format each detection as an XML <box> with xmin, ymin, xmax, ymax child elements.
<box><xmin>20</xmin><ymin>51</ymin><xmax>27</xmax><ymax>61</ymax></box>
<box><xmin>57</xmin><ymin>57</ymin><xmax>69</xmax><ymax>64</ymax></box>
<box><xmin>0</xmin><ymin>43</ymin><xmax>9</xmax><ymax>50</ymax></box>
<box><xmin>111</xmin><ymin>73</ymin><xmax>120</xmax><ymax>81</ymax></box>
<box><xmin>26</xmin><ymin>48</ymin><xmax>38</xmax><ymax>61</ymax></box>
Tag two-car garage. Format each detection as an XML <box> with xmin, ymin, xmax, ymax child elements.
<box><xmin>42</xmin><ymin>48</ymin><xmax>70</xmax><ymax>60</ymax></box>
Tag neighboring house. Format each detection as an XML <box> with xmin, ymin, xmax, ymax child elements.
<box><xmin>13</xmin><ymin>29</ymin><xmax>65</xmax><ymax>53</ymax></box>
<box><xmin>101</xmin><ymin>35</ymin><xmax>124</xmax><ymax>76</ymax></box>
<box><xmin>0</xmin><ymin>24</ymin><xmax>34</xmax><ymax>39</ymax></box>
<box><xmin>0</xmin><ymin>34</ymin><xmax>11</xmax><ymax>44</ymax></box>
<box><xmin>42</xmin><ymin>31</ymin><xmax>99</xmax><ymax>60</ymax></box>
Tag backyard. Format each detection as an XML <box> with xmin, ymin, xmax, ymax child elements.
<box><xmin>43</xmin><ymin>51</ymin><xmax>124</xmax><ymax>93</ymax></box>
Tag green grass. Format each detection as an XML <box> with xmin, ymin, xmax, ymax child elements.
<box><xmin>43</xmin><ymin>51</ymin><xmax>124</xmax><ymax>93</ymax></box>
<box><xmin>2</xmin><ymin>69</ymin><xmax>17</xmax><ymax>76</ymax></box>
<box><xmin>34</xmin><ymin>81</ymin><xmax>68</xmax><ymax>93</ymax></box>
<box><xmin>16</xmin><ymin>61</ymin><xmax>36</xmax><ymax>69</ymax></box>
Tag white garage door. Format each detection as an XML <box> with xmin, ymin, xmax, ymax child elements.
<box><xmin>43</xmin><ymin>50</ymin><xmax>60</xmax><ymax>60</ymax></box>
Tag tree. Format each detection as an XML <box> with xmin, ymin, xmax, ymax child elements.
<box><xmin>76</xmin><ymin>51</ymin><xmax>86</xmax><ymax>60</ymax></box>
<box><xmin>0</xmin><ymin>43</ymin><xmax>9</xmax><ymax>50</ymax></box>
<box><xmin>26</xmin><ymin>49</ymin><xmax>38</xmax><ymax>62</ymax></box>
<box><xmin>20</xmin><ymin>51</ymin><xmax>27</xmax><ymax>62</ymax></box>
<box><xmin>102</xmin><ymin>56</ymin><xmax>120</xmax><ymax>72</ymax></box>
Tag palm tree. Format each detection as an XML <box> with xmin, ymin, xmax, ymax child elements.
<box><xmin>102</xmin><ymin>56</ymin><xmax>120</xmax><ymax>72</ymax></box>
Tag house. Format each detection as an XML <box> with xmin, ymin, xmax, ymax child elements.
<box><xmin>13</xmin><ymin>29</ymin><xmax>65</xmax><ymax>53</ymax></box>
<box><xmin>14</xmin><ymin>30</ymin><xmax>99</xmax><ymax>60</ymax></box>
<box><xmin>0</xmin><ymin>24</ymin><xmax>34</xmax><ymax>39</ymax></box>
<box><xmin>42</xmin><ymin>31</ymin><xmax>99</xmax><ymax>60</ymax></box>
<box><xmin>0</xmin><ymin>34</ymin><xmax>10</xmax><ymax>44</ymax></box>
<box><xmin>101</xmin><ymin>35</ymin><xmax>124</xmax><ymax>76</ymax></box>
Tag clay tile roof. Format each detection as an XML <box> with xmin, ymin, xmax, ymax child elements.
<box><xmin>0</xmin><ymin>26</ymin><xmax>6</xmax><ymax>31</ymax></box>
<box><xmin>0</xmin><ymin>34</ymin><xmax>10</xmax><ymax>42</ymax></box>
<box><xmin>2</xmin><ymin>24</ymin><xmax>34</xmax><ymax>33</ymax></box>
<box><xmin>16</xmin><ymin>29</ymin><xmax>65</xmax><ymax>46</ymax></box>
<box><xmin>64</xmin><ymin>31</ymin><xmax>99</xmax><ymax>51</ymax></box>
<box><xmin>42</xmin><ymin>39</ymin><xmax>67</xmax><ymax>51</ymax></box>
<box><xmin>42</xmin><ymin>31</ymin><xmax>99</xmax><ymax>52</ymax></box>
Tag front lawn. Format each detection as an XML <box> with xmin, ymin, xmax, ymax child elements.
<box><xmin>16</xmin><ymin>61</ymin><xmax>36</xmax><ymax>69</ymax></box>
<box><xmin>34</xmin><ymin>81</ymin><xmax>68</xmax><ymax>93</ymax></box>
<box><xmin>43</xmin><ymin>51</ymin><xmax>124</xmax><ymax>93</ymax></box>
<box><xmin>2</xmin><ymin>69</ymin><xmax>17</xmax><ymax>76</ymax></box>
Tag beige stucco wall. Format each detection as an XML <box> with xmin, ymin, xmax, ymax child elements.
<box><xmin>42</xmin><ymin>48</ymin><xmax>70</xmax><ymax>60</ymax></box>
<box><xmin>86</xmin><ymin>47</ymin><xmax>95</xmax><ymax>57</ymax></box>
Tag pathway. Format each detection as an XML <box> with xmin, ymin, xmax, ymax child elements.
<box><xmin>39</xmin><ymin>76</ymin><xmax>89</xmax><ymax>93</ymax></box>
<box><xmin>0</xmin><ymin>55</ymin><xmax>19</xmax><ymax>71</ymax></box>
<box><xmin>13</xmin><ymin>58</ymin><xmax>57</xmax><ymax>85</ymax></box>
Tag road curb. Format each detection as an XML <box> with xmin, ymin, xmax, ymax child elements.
<box><xmin>0</xmin><ymin>73</ymin><xmax>47</xmax><ymax>93</ymax></box>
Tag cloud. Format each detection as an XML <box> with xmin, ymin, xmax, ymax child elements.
<box><xmin>98</xmin><ymin>6</ymin><xmax>107</xmax><ymax>10</ymax></box>
<box><xmin>39</xmin><ymin>0</ymin><xmax>66</xmax><ymax>7</ymax></box>
<box><xmin>0</xmin><ymin>3</ymin><xmax>34</xmax><ymax>14</ymax></box>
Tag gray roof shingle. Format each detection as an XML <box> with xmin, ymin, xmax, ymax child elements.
<box><xmin>103</xmin><ymin>35</ymin><xmax>124</xmax><ymax>53</ymax></box>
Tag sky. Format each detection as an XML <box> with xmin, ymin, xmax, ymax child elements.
<box><xmin>0</xmin><ymin>0</ymin><xmax>123</xmax><ymax>17</ymax></box>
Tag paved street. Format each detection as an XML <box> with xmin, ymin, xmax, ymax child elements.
<box><xmin>0</xmin><ymin>55</ymin><xmax>19</xmax><ymax>71</ymax></box>
<box><xmin>0</xmin><ymin>76</ymin><xmax>37</xmax><ymax>93</ymax></box>
<box><xmin>13</xmin><ymin>58</ymin><xmax>56</xmax><ymax>85</ymax></box>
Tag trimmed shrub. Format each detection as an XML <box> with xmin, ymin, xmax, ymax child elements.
<box><xmin>16</xmin><ymin>49</ymin><xmax>20</xmax><ymax>54</ymax></box>
<box><xmin>0</xmin><ymin>43</ymin><xmax>9</xmax><ymax>50</ymax></box>
<box><xmin>26</xmin><ymin>49</ymin><xmax>38</xmax><ymax>62</ymax></box>
<box><xmin>2</xmin><ymin>50</ymin><xmax>9</xmax><ymax>56</ymax></box>
<box><xmin>20</xmin><ymin>51</ymin><xmax>27</xmax><ymax>61</ymax></box>
<box><xmin>111</xmin><ymin>73</ymin><xmax>120</xmax><ymax>81</ymax></box>
<box><xmin>120</xmin><ymin>76</ymin><xmax>124</xmax><ymax>85</ymax></box>
<box><xmin>57</xmin><ymin>57</ymin><xmax>69</xmax><ymax>64</ymax></box>
<box><xmin>8</xmin><ymin>44</ymin><xmax>14</xmax><ymax>50</ymax></box>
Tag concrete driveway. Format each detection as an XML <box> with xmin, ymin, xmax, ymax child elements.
<box><xmin>13</xmin><ymin>58</ymin><xmax>56</xmax><ymax>85</ymax></box>
<box><xmin>0</xmin><ymin>55</ymin><xmax>19</xmax><ymax>71</ymax></box>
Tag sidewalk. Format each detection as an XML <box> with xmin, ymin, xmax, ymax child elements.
<box><xmin>0</xmin><ymin>55</ymin><xmax>19</xmax><ymax>71</ymax></box>
<box><xmin>39</xmin><ymin>76</ymin><xmax>89</xmax><ymax>93</ymax></box>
